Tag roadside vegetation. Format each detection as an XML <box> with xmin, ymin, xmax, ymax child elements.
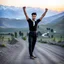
<box><xmin>0</xmin><ymin>29</ymin><xmax>64</xmax><ymax>47</ymax></box>
<box><xmin>0</xmin><ymin>31</ymin><xmax>27</xmax><ymax>46</ymax></box>
<box><xmin>0</xmin><ymin>44</ymin><xmax>6</xmax><ymax>47</ymax></box>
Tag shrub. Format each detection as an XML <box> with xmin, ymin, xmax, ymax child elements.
<box><xmin>62</xmin><ymin>45</ymin><xmax>64</xmax><ymax>47</ymax></box>
<box><xmin>58</xmin><ymin>40</ymin><xmax>62</xmax><ymax>43</ymax></box>
<box><xmin>0</xmin><ymin>44</ymin><xmax>6</xmax><ymax>47</ymax></box>
<box><xmin>22</xmin><ymin>36</ymin><xmax>26</xmax><ymax>40</ymax></box>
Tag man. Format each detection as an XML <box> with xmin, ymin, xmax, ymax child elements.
<box><xmin>23</xmin><ymin>7</ymin><xmax>48</xmax><ymax>59</ymax></box>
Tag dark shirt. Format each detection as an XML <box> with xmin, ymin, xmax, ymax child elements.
<box><xmin>27</xmin><ymin>18</ymin><xmax>41</xmax><ymax>31</ymax></box>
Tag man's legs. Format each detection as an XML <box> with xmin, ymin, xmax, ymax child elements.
<box><xmin>28</xmin><ymin>33</ymin><xmax>33</xmax><ymax>57</ymax></box>
<box><xmin>28</xmin><ymin>32</ymin><xmax>37</xmax><ymax>59</ymax></box>
<box><xmin>32</xmin><ymin>35</ymin><xmax>37</xmax><ymax>53</ymax></box>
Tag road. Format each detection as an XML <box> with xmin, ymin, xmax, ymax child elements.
<box><xmin>14</xmin><ymin>38</ymin><xmax>64</xmax><ymax>64</ymax></box>
<box><xmin>0</xmin><ymin>38</ymin><xmax>64</xmax><ymax>64</ymax></box>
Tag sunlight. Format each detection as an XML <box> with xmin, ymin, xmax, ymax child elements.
<box><xmin>0</xmin><ymin>0</ymin><xmax>64</xmax><ymax>12</ymax></box>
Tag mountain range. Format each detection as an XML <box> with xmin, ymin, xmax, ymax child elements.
<box><xmin>0</xmin><ymin>5</ymin><xmax>64</xmax><ymax>36</ymax></box>
<box><xmin>0</xmin><ymin>11</ymin><xmax>64</xmax><ymax>28</ymax></box>
<box><xmin>0</xmin><ymin>5</ymin><xmax>59</xmax><ymax>19</ymax></box>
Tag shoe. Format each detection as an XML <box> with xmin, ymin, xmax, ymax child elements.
<box><xmin>30</xmin><ymin>56</ymin><xmax>35</xmax><ymax>59</ymax></box>
<box><xmin>32</xmin><ymin>56</ymin><xmax>37</xmax><ymax>58</ymax></box>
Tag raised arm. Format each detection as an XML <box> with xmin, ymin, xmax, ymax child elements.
<box><xmin>23</xmin><ymin>7</ymin><xmax>29</xmax><ymax>20</ymax></box>
<box><xmin>40</xmin><ymin>8</ymin><xmax>48</xmax><ymax>21</ymax></box>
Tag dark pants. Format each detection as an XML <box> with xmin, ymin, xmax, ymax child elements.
<box><xmin>28</xmin><ymin>31</ymin><xmax>37</xmax><ymax>56</ymax></box>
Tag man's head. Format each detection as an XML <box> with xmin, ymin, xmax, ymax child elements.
<box><xmin>31</xmin><ymin>12</ymin><xmax>37</xmax><ymax>21</ymax></box>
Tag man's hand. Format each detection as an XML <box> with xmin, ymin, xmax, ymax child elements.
<box><xmin>23</xmin><ymin>6</ymin><xmax>29</xmax><ymax>20</ymax></box>
<box><xmin>23</xmin><ymin>7</ymin><xmax>26</xmax><ymax>10</ymax></box>
<box><xmin>45</xmin><ymin>8</ymin><xmax>48</xmax><ymax>12</ymax></box>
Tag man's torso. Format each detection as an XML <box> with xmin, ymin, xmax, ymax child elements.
<box><xmin>27</xmin><ymin>18</ymin><xmax>41</xmax><ymax>31</ymax></box>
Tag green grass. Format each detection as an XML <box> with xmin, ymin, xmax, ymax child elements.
<box><xmin>38</xmin><ymin>37</ymin><xmax>64</xmax><ymax>43</ymax></box>
<box><xmin>38</xmin><ymin>37</ymin><xmax>53</xmax><ymax>43</ymax></box>
<box><xmin>52</xmin><ymin>37</ymin><xmax>64</xmax><ymax>42</ymax></box>
<box><xmin>0</xmin><ymin>35</ymin><xmax>12</xmax><ymax>42</ymax></box>
<box><xmin>0</xmin><ymin>44</ymin><xmax>6</xmax><ymax>47</ymax></box>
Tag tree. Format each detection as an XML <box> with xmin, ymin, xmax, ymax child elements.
<box><xmin>46</xmin><ymin>28</ymin><xmax>50</xmax><ymax>30</ymax></box>
<box><xmin>14</xmin><ymin>32</ymin><xmax>17</xmax><ymax>38</ymax></box>
<box><xmin>50</xmin><ymin>29</ymin><xmax>54</xmax><ymax>38</ymax></box>
<box><xmin>51</xmin><ymin>29</ymin><xmax>53</xmax><ymax>32</ymax></box>
<box><xmin>19</xmin><ymin>31</ymin><xmax>24</xmax><ymax>37</ymax></box>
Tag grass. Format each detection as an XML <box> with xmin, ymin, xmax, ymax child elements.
<box><xmin>38</xmin><ymin>38</ymin><xmax>48</xmax><ymax>43</ymax></box>
<box><xmin>38</xmin><ymin>37</ymin><xmax>64</xmax><ymax>47</ymax></box>
<box><xmin>0</xmin><ymin>35</ymin><xmax>12</xmax><ymax>42</ymax></box>
<box><xmin>53</xmin><ymin>37</ymin><xmax>64</xmax><ymax>42</ymax></box>
<box><xmin>38</xmin><ymin>37</ymin><xmax>64</xmax><ymax>42</ymax></box>
<box><xmin>38</xmin><ymin>37</ymin><xmax>53</xmax><ymax>43</ymax></box>
<box><xmin>0</xmin><ymin>44</ymin><xmax>6</xmax><ymax>47</ymax></box>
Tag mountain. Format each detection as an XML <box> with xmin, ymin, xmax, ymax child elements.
<box><xmin>0</xmin><ymin>12</ymin><xmax>64</xmax><ymax>38</ymax></box>
<box><xmin>39</xmin><ymin>12</ymin><xmax>64</xmax><ymax>24</ymax></box>
<box><xmin>39</xmin><ymin>13</ymin><xmax>64</xmax><ymax>37</ymax></box>
<box><xmin>0</xmin><ymin>28</ymin><xmax>28</xmax><ymax>32</ymax></box>
<box><xmin>0</xmin><ymin>18</ymin><xmax>28</xmax><ymax>28</ymax></box>
<box><xmin>0</xmin><ymin>12</ymin><xmax>64</xmax><ymax>28</ymax></box>
<box><xmin>47</xmin><ymin>15</ymin><xmax>64</xmax><ymax>32</ymax></box>
<box><xmin>0</xmin><ymin>5</ymin><xmax>59</xmax><ymax>19</ymax></box>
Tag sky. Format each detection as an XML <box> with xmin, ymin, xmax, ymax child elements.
<box><xmin>0</xmin><ymin>0</ymin><xmax>64</xmax><ymax>12</ymax></box>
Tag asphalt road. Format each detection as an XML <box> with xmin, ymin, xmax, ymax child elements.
<box><xmin>0</xmin><ymin>38</ymin><xmax>64</xmax><ymax>64</ymax></box>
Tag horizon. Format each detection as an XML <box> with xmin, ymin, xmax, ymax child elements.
<box><xmin>0</xmin><ymin>0</ymin><xmax>64</xmax><ymax>12</ymax></box>
<box><xmin>0</xmin><ymin>0</ymin><xmax>64</xmax><ymax>28</ymax></box>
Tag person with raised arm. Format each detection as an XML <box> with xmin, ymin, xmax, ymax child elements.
<box><xmin>23</xmin><ymin>7</ymin><xmax>48</xmax><ymax>59</ymax></box>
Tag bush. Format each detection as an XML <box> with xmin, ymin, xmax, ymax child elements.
<box><xmin>62</xmin><ymin>45</ymin><xmax>64</xmax><ymax>47</ymax></box>
<box><xmin>0</xmin><ymin>44</ymin><xmax>6</xmax><ymax>47</ymax></box>
<box><xmin>22</xmin><ymin>36</ymin><xmax>26</xmax><ymax>40</ymax></box>
<box><xmin>58</xmin><ymin>40</ymin><xmax>62</xmax><ymax>43</ymax></box>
